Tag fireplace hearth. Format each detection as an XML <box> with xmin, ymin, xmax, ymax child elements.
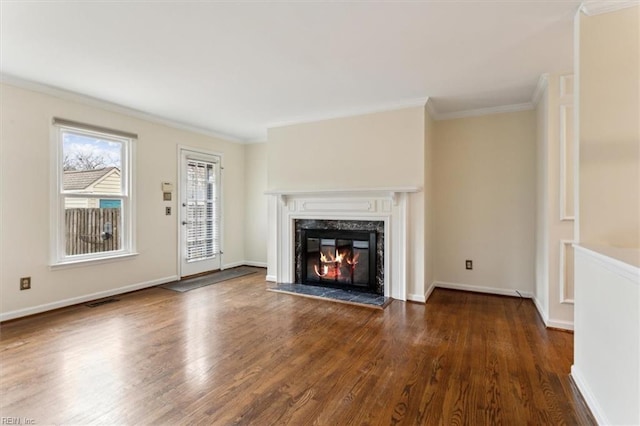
<box><xmin>295</xmin><ymin>219</ymin><xmax>384</xmax><ymax>295</ymax></box>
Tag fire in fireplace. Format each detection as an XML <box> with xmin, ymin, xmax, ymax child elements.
<box><xmin>301</xmin><ymin>229</ymin><xmax>376</xmax><ymax>291</ymax></box>
<box><xmin>295</xmin><ymin>219</ymin><xmax>384</xmax><ymax>294</ymax></box>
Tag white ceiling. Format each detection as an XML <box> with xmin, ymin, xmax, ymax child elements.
<box><xmin>0</xmin><ymin>1</ymin><xmax>581</xmax><ymax>142</ymax></box>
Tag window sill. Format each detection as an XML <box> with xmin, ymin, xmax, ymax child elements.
<box><xmin>50</xmin><ymin>252</ymin><xmax>139</xmax><ymax>270</ymax></box>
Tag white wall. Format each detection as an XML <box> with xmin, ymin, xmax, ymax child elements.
<box><xmin>433</xmin><ymin>110</ymin><xmax>537</xmax><ymax>296</ymax></box>
<box><xmin>572</xmin><ymin>246</ymin><xmax>639</xmax><ymax>425</ymax></box>
<box><xmin>0</xmin><ymin>83</ymin><xmax>246</xmax><ymax>319</ymax></box>
<box><xmin>266</xmin><ymin>106</ymin><xmax>426</xmax><ymax>300</ymax></box>
<box><xmin>244</xmin><ymin>143</ymin><xmax>268</xmax><ymax>266</ymax></box>
<box><xmin>535</xmin><ymin>84</ymin><xmax>550</xmax><ymax>317</ymax></box>
<box><xmin>424</xmin><ymin>107</ymin><xmax>436</xmax><ymax>297</ymax></box>
<box><xmin>534</xmin><ymin>74</ymin><xmax>575</xmax><ymax>330</ymax></box>
<box><xmin>572</xmin><ymin>6</ymin><xmax>640</xmax><ymax>424</ymax></box>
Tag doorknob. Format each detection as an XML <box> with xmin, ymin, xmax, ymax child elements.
<box><xmin>182</xmin><ymin>221</ymin><xmax>188</xmax><ymax>225</ymax></box>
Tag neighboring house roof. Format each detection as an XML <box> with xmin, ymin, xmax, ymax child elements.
<box><xmin>63</xmin><ymin>167</ymin><xmax>119</xmax><ymax>191</ymax></box>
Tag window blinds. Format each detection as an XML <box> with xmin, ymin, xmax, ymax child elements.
<box><xmin>185</xmin><ymin>159</ymin><xmax>220</xmax><ymax>261</ymax></box>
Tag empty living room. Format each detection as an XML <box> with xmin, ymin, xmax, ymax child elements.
<box><xmin>1</xmin><ymin>1</ymin><xmax>638</xmax><ymax>425</ymax></box>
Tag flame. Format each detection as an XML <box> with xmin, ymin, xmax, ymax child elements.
<box><xmin>314</xmin><ymin>264</ymin><xmax>329</xmax><ymax>277</ymax></box>
<box><xmin>314</xmin><ymin>249</ymin><xmax>359</xmax><ymax>280</ymax></box>
<box><xmin>320</xmin><ymin>250</ymin><xmax>344</xmax><ymax>263</ymax></box>
<box><xmin>346</xmin><ymin>252</ymin><xmax>360</xmax><ymax>266</ymax></box>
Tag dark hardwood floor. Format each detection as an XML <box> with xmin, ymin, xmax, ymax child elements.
<box><xmin>0</xmin><ymin>271</ymin><xmax>594</xmax><ymax>425</ymax></box>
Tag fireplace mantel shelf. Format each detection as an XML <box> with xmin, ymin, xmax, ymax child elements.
<box><xmin>265</xmin><ymin>186</ymin><xmax>421</xmax><ymax>206</ymax></box>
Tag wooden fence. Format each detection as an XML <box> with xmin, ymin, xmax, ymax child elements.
<box><xmin>65</xmin><ymin>208</ymin><xmax>120</xmax><ymax>255</ymax></box>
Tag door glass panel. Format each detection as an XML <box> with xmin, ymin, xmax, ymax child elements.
<box><xmin>185</xmin><ymin>160</ymin><xmax>218</xmax><ymax>262</ymax></box>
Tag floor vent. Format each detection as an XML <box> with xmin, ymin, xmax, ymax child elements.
<box><xmin>85</xmin><ymin>298</ymin><xmax>120</xmax><ymax>308</ymax></box>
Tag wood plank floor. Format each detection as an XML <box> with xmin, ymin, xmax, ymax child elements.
<box><xmin>0</xmin><ymin>271</ymin><xmax>595</xmax><ymax>425</ymax></box>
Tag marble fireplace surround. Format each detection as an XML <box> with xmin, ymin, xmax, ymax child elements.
<box><xmin>266</xmin><ymin>187</ymin><xmax>421</xmax><ymax>300</ymax></box>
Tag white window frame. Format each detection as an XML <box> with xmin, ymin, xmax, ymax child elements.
<box><xmin>50</xmin><ymin>118</ymin><xmax>137</xmax><ymax>267</ymax></box>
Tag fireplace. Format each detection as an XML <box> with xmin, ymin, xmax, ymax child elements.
<box><xmin>267</xmin><ymin>187</ymin><xmax>420</xmax><ymax>300</ymax></box>
<box><xmin>295</xmin><ymin>219</ymin><xmax>384</xmax><ymax>295</ymax></box>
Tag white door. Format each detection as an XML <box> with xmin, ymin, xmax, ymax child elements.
<box><xmin>179</xmin><ymin>149</ymin><xmax>222</xmax><ymax>277</ymax></box>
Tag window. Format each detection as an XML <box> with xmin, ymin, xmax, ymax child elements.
<box><xmin>51</xmin><ymin>118</ymin><xmax>136</xmax><ymax>265</ymax></box>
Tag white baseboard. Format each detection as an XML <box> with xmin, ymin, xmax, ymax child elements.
<box><xmin>407</xmin><ymin>293</ymin><xmax>426</xmax><ymax>303</ymax></box>
<box><xmin>222</xmin><ymin>260</ymin><xmax>245</xmax><ymax>269</ymax></box>
<box><xmin>433</xmin><ymin>281</ymin><xmax>533</xmax><ymax>298</ymax></box>
<box><xmin>424</xmin><ymin>281</ymin><xmax>436</xmax><ymax>302</ymax></box>
<box><xmin>0</xmin><ymin>275</ymin><xmax>178</xmax><ymax>322</ymax></box>
<box><xmin>546</xmin><ymin>319</ymin><xmax>574</xmax><ymax>331</ymax></box>
<box><xmin>531</xmin><ymin>296</ymin><xmax>574</xmax><ymax>331</ymax></box>
<box><xmin>243</xmin><ymin>260</ymin><xmax>267</xmax><ymax>268</ymax></box>
<box><xmin>223</xmin><ymin>260</ymin><xmax>268</xmax><ymax>269</ymax></box>
<box><xmin>266</xmin><ymin>275</ymin><xmax>277</xmax><ymax>282</ymax></box>
<box><xmin>571</xmin><ymin>365</ymin><xmax>609</xmax><ymax>425</ymax></box>
<box><xmin>532</xmin><ymin>295</ymin><xmax>549</xmax><ymax>325</ymax></box>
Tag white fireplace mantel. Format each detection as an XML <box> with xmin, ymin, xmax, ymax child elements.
<box><xmin>265</xmin><ymin>186</ymin><xmax>421</xmax><ymax>206</ymax></box>
<box><xmin>266</xmin><ymin>186</ymin><xmax>421</xmax><ymax>301</ymax></box>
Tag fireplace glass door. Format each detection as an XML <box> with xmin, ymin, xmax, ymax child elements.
<box><xmin>301</xmin><ymin>229</ymin><xmax>376</xmax><ymax>292</ymax></box>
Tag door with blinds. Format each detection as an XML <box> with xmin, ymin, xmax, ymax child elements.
<box><xmin>179</xmin><ymin>149</ymin><xmax>222</xmax><ymax>277</ymax></box>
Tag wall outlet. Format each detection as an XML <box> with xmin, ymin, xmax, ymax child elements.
<box><xmin>165</xmin><ymin>207</ymin><xmax>172</xmax><ymax>215</ymax></box>
<box><xmin>20</xmin><ymin>277</ymin><xmax>31</xmax><ymax>290</ymax></box>
<box><xmin>465</xmin><ymin>260</ymin><xmax>473</xmax><ymax>270</ymax></box>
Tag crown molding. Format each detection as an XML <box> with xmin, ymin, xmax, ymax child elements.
<box><xmin>267</xmin><ymin>97</ymin><xmax>428</xmax><ymax>130</ymax></box>
<box><xmin>580</xmin><ymin>0</ymin><xmax>639</xmax><ymax>15</ymax></box>
<box><xmin>531</xmin><ymin>73</ymin><xmax>549</xmax><ymax>105</ymax></box>
<box><xmin>431</xmin><ymin>102</ymin><xmax>534</xmax><ymax>121</ymax></box>
<box><xmin>425</xmin><ymin>97</ymin><xmax>438</xmax><ymax>119</ymax></box>
<box><xmin>0</xmin><ymin>73</ymin><xmax>247</xmax><ymax>143</ymax></box>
